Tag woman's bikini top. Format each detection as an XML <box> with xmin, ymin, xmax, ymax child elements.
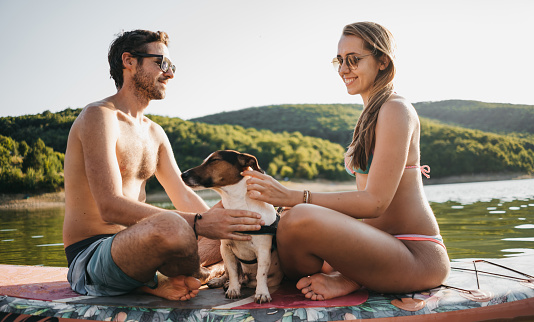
<box><xmin>344</xmin><ymin>154</ymin><xmax>430</xmax><ymax>178</ymax></box>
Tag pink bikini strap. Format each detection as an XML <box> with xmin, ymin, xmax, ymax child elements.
<box><xmin>395</xmin><ymin>235</ymin><xmax>445</xmax><ymax>248</ymax></box>
<box><xmin>405</xmin><ymin>165</ymin><xmax>430</xmax><ymax>178</ymax></box>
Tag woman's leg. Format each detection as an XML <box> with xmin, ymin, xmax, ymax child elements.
<box><xmin>277</xmin><ymin>204</ymin><xmax>449</xmax><ymax>299</ymax></box>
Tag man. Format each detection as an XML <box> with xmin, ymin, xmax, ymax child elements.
<box><xmin>63</xmin><ymin>30</ymin><xmax>263</xmax><ymax>300</ymax></box>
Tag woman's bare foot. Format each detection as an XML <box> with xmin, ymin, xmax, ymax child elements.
<box><xmin>296</xmin><ymin>272</ymin><xmax>360</xmax><ymax>301</ymax></box>
<box><xmin>141</xmin><ymin>275</ymin><xmax>201</xmax><ymax>301</ymax></box>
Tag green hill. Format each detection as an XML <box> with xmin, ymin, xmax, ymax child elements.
<box><xmin>0</xmin><ymin>108</ymin><xmax>81</xmax><ymax>154</ymax></box>
<box><xmin>413</xmin><ymin>100</ymin><xmax>534</xmax><ymax>136</ymax></box>
<box><xmin>1</xmin><ymin>100</ymin><xmax>533</xmax><ymax>193</ymax></box>
<box><xmin>0</xmin><ymin>110</ymin><xmax>347</xmax><ymax>193</ymax></box>
<box><xmin>148</xmin><ymin>115</ymin><xmax>346</xmax><ymax>183</ymax></box>
<box><xmin>191</xmin><ymin>100</ymin><xmax>534</xmax><ymax>142</ymax></box>
<box><xmin>190</xmin><ymin>101</ymin><xmax>534</xmax><ymax>177</ymax></box>
<box><xmin>419</xmin><ymin>122</ymin><xmax>534</xmax><ymax>177</ymax></box>
<box><xmin>0</xmin><ymin>135</ymin><xmax>64</xmax><ymax>193</ymax></box>
<box><xmin>191</xmin><ymin>104</ymin><xmax>362</xmax><ymax>147</ymax></box>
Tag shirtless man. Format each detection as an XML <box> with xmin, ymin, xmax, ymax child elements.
<box><xmin>63</xmin><ymin>30</ymin><xmax>263</xmax><ymax>301</ymax></box>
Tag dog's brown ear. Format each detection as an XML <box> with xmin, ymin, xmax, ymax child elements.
<box><xmin>238</xmin><ymin>153</ymin><xmax>265</xmax><ymax>174</ymax></box>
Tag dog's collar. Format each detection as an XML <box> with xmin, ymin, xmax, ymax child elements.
<box><xmin>236</xmin><ymin>241</ymin><xmax>277</xmax><ymax>265</ymax></box>
<box><xmin>241</xmin><ymin>213</ymin><xmax>280</xmax><ymax>236</ymax></box>
<box><xmin>237</xmin><ymin>257</ymin><xmax>262</xmax><ymax>265</ymax></box>
<box><xmin>235</xmin><ymin>213</ymin><xmax>280</xmax><ymax>265</ymax></box>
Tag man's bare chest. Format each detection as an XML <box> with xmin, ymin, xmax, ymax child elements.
<box><xmin>115</xmin><ymin>123</ymin><xmax>159</xmax><ymax>181</ymax></box>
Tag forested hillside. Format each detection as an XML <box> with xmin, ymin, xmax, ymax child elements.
<box><xmin>0</xmin><ymin>110</ymin><xmax>346</xmax><ymax>193</ymax></box>
<box><xmin>1</xmin><ymin>100</ymin><xmax>533</xmax><ymax>193</ymax></box>
<box><xmin>192</xmin><ymin>101</ymin><xmax>534</xmax><ymax>142</ymax></box>
<box><xmin>0</xmin><ymin>135</ymin><xmax>64</xmax><ymax>193</ymax></box>
<box><xmin>0</xmin><ymin>110</ymin><xmax>78</xmax><ymax>193</ymax></box>
<box><xmin>149</xmin><ymin>115</ymin><xmax>346</xmax><ymax>182</ymax></box>
<box><xmin>0</xmin><ymin>108</ymin><xmax>81</xmax><ymax>153</ymax></box>
<box><xmin>191</xmin><ymin>101</ymin><xmax>534</xmax><ymax>177</ymax></box>
<box><xmin>414</xmin><ymin>100</ymin><xmax>534</xmax><ymax>135</ymax></box>
<box><xmin>420</xmin><ymin>122</ymin><xmax>534</xmax><ymax>177</ymax></box>
<box><xmin>192</xmin><ymin>104</ymin><xmax>361</xmax><ymax>146</ymax></box>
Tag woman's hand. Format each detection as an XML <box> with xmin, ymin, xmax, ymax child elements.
<box><xmin>241</xmin><ymin>170</ymin><xmax>300</xmax><ymax>207</ymax></box>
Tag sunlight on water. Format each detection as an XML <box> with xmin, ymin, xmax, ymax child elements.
<box><xmin>502</xmin><ymin>238</ymin><xmax>534</xmax><ymax>242</ymax></box>
<box><xmin>0</xmin><ymin>208</ymin><xmax>66</xmax><ymax>267</ymax></box>
<box><xmin>424</xmin><ymin>178</ymin><xmax>534</xmax><ymax>204</ymax></box>
<box><xmin>421</xmin><ymin>179</ymin><xmax>534</xmax><ymax>261</ymax></box>
<box><xmin>516</xmin><ymin>224</ymin><xmax>534</xmax><ymax>229</ymax></box>
<box><xmin>0</xmin><ymin>179</ymin><xmax>533</xmax><ymax>267</ymax></box>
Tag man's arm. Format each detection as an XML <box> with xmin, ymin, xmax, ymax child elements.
<box><xmin>153</xmin><ymin>123</ymin><xmax>209</xmax><ymax>214</ymax></box>
<box><xmin>79</xmin><ymin>105</ymin><xmax>165</xmax><ymax>226</ymax></box>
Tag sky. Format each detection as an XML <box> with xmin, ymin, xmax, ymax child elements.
<box><xmin>1</xmin><ymin>0</ymin><xmax>533</xmax><ymax>120</ymax></box>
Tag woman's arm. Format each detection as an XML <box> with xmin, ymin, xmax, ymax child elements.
<box><xmin>244</xmin><ymin>98</ymin><xmax>417</xmax><ymax>219</ymax></box>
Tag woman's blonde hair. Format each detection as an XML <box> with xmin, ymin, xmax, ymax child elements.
<box><xmin>344</xmin><ymin>22</ymin><xmax>396</xmax><ymax>171</ymax></box>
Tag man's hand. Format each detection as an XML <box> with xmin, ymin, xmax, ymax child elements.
<box><xmin>196</xmin><ymin>202</ymin><xmax>264</xmax><ymax>241</ymax></box>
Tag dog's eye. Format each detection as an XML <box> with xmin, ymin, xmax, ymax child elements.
<box><xmin>207</xmin><ymin>159</ymin><xmax>220</xmax><ymax>163</ymax></box>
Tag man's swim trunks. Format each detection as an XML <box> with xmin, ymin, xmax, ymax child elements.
<box><xmin>65</xmin><ymin>234</ymin><xmax>158</xmax><ymax>296</ymax></box>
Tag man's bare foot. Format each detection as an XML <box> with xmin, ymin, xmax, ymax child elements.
<box><xmin>296</xmin><ymin>272</ymin><xmax>360</xmax><ymax>301</ymax></box>
<box><xmin>141</xmin><ymin>275</ymin><xmax>201</xmax><ymax>301</ymax></box>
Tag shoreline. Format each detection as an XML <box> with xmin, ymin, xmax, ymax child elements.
<box><xmin>1</xmin><ymin>173</ymin><xmax>532</xmax><ymax>211</ymax></box>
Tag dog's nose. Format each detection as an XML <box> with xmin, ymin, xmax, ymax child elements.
<box><xmin>181</xmin><ymin>171</ymin><xmax>191</xmax><ymax>181</ymax></box>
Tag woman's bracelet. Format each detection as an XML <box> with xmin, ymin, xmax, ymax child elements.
<box><xmin>193</xmin><ymin>213</ymin><xmax>202</xmax><ymax>239</ymax></box>
<box><xmin>303</xmin><ymin>190</ymin><xmax>311</xmax><ymax>204</ymax></box>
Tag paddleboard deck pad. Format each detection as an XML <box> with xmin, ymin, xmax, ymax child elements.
<box><xmin>1</xmin><ymin>255</ymin><xmax>534</xmax><ymax>321</ymax></box>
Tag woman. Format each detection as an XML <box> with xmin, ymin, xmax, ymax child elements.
<box><xmin>242</xmin><ymin>21</ymin><xmax>450</xmax><ymax>300</ymax></box>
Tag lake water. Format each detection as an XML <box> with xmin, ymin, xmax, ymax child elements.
<box><xmin>1</xmin><ymin>179</ymin><xmax>533</xmax><ymax>267</ymax></box>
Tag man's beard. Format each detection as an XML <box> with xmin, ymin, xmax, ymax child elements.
<box><xmin>132</xmin><ymin>66</ymin><xmax>165</xmax><ymax>101</ymax></box>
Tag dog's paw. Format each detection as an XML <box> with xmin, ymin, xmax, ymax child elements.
<box><xmin>207</xmin><ymin>276</ymin><xmax>227</xmax><ymax>289</ymax></box>
<box><xmin>225</xmin><ymin>288</ymin><xmax>241</xmax><ymax>299</ymax></box>
<box><xmin>193</xmin><ymin>266</ymin><xmax>211</xmax><ymax>284</ymax></box>
<box><xmin>254</xmin><ymin>292</ymin><xmax>272</xmax><ymax>304</ymax></box>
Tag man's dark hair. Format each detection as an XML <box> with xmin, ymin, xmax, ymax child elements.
<box><xmin>108</xmin><ymin>30</ymin><xmax>170</xmax><ymax>90</ymax></box>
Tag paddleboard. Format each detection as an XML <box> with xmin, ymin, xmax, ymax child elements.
<box><xmin>1</xmin><ymin>255</ymin><xmax>534</xmax><ymax>321</ymax></box>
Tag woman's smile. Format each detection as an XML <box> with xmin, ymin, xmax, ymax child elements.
<box><xmin>343</xmin><ymin>76</ymin><xmax>357</xmax><ymax>86</ymax></box>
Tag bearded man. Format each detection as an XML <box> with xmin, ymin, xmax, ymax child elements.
<box><xmin>63</xmin><ymin>30</ymin><xmax>263</xmax><ymax>300</ymax></box>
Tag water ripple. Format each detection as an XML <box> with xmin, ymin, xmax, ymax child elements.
<box><xmin>425</xmin><ymin>178</ymin><xmax>534</xmax><ymax>203</ymax></box>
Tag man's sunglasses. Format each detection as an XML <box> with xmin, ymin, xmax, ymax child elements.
<box><xmin>130</xmin><ymin>52</ymin><xmax>176</xmax><ymax>73</ymax></box>
<box><xmin>332</xmin><ymin>53</ymin><xmax>373</xmax><ymax>72</ymax></box>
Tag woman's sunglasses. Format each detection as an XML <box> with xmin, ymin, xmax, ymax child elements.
<box><xmin>332</xmin><ymin>53</ymin><xmax>373</xmax><ymax>72</ymax></box>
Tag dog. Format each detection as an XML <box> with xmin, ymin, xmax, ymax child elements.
<box><xmin>181</xmin><ymin>150</ymin><xmax>284</xmax><ymax>304</ymax></box>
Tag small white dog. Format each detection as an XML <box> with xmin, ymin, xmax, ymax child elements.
<box><xmin>181</xmin><ymin>150</ymin><xmax>284</xmax><ymax>303</ymax></box>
